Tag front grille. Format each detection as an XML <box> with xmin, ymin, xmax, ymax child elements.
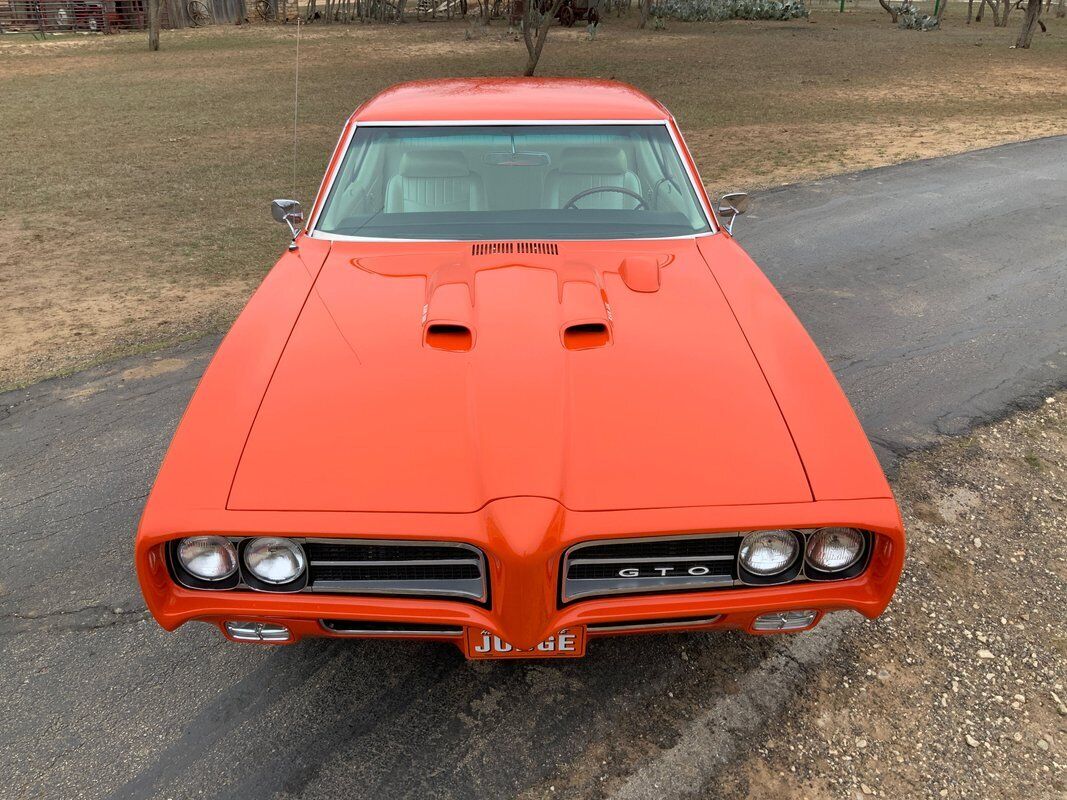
<box><xmin>307</xmin><ymin>539</ymin><xmax>488</xmax><ymax>604</ymax></box>
<box><xmin>311</xmin><ymin>563</ymin><xmax>481</xmax><ymax>582</ymax></box>
<box><xmin>575</xmin><ymin>537</ymin><xmax>737</xmax><ymax>560</ymax></box>
<box><xmin>568</xmin><ymin>561</ymin><xmax>734</xmax><ymax>581</ymax></box>
<box><xmin>561</xmin><ymin>534</ymin><xmax>741</xmax><ymax>603</ymax></box>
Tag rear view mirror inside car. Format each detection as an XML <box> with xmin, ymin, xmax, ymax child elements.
<box><xmin>483</xmin><ymin>151</ymin><xmax>551</xmax><ymax>167</ymax></box>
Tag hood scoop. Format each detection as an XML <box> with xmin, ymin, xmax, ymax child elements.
<box><xmin>472</xmin><ymin>241</ymin><xmax>559</xmax><ymax>256</ymax></box>
<box><xmin>563</xmin><ymin>322</ymin><xmax>610</xmax><ymax>350</ymax></box>
<box><xmin>425</xmin><ymin>323</ymin><xmax>473</xmax><ymax>352</ymax></box>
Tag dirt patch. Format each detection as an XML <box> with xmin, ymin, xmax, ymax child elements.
<box><xmin>723</xmin><ymin>393</ymin><xmax>1067</xmax><ymax>799</ymax></box>
<box><xmin>0</xmin><ymin>223</ymin><xmax>248</xmax><ymax>388</ymax></box>
<box><xmin>0</xmin><ymin>10</ymin><xmax>1064</xmax><ymax>389</ymax></box>
<box><xmin>119</xmin><ymin>357</ymin><xmax>190</xmax><ymax>381</ymax></box>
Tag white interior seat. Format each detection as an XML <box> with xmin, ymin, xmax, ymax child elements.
<box><xmin>385</xmin><ymin>150</ymin><xmax>486</xmax><ymax>213</ymax></box>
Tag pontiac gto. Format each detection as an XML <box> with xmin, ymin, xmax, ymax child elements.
<box><xmin>135</xmin><ymin>79</ymin><xmax>905</xmax><ymax>658</ymax></box>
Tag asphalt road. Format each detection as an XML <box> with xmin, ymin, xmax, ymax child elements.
<box><xmin>1</xmin><ymin>137</ymin><xmax>1064</xmax><ymax>800</ymax></box>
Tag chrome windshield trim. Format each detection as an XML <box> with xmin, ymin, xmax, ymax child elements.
<box><xmin>307</xmin><ymin>118</ymin><xmax>716</xmax><ymax>238</ymax></box>
<box><xmin>306</xmin><ymin>231</ymin><xmax>717</xmax><ymax>244</ymax></box>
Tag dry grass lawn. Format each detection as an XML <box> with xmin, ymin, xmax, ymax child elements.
<box><xmin>1</xmin><ymin>7</ymin><xmax>1065</xmax><ymax>389</ymax></box>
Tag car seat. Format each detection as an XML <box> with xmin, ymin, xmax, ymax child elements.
<box><xmin>542</xmin><ymin>146</ymin><xmax>642</xmax><ymax>210</ymax></box>
<box><xmin>385</xmin><ymin>150</ymin><xmax>487</xmax><ymax>213</ymax></box>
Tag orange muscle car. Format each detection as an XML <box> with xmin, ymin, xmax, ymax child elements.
<box><xmin>135</xmin><ymin>79</ymin><xmax>905</xmax><ymax>658</ymax></box>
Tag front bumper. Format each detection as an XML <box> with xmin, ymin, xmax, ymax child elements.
<box><xmin>136</xmin><ymin>496</ymin><xmax>905</xmax><ymax>657</ymax></box>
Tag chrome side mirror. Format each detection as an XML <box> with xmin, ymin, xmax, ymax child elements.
<box><xmin>717</xmin><ymin>192</ymin><xmax>750</xmax><ymax>234</ymax></box>
<box><xmin>271</xmin><ymin>199</ymin><xmax>304</xmax><ymax>249</ymax></box>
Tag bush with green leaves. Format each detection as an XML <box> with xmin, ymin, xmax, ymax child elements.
<box><xmin>654</xmin><ymin>0</ymin><xmax>809</xmax><ymax>21</ymax></box>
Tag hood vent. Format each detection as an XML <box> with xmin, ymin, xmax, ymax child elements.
<box><xmin>563</xmin><ymin>322</ymin><xmax>610</xmax><ymax>350</ymax></box>
<box><xmin>426</xmin><ymin>323</ymin><xmax>473</xmax><ymax>352</ymax></box>
<box><xmin>472</xmin><ymin>241</ymin><xmax>559</xmax><ymax>256</ymax></box>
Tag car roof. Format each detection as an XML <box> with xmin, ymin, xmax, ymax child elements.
<box><xmin>351</xmin><ymin>78</ymin><xmax>671</xmax><ymax>123</ymax></box>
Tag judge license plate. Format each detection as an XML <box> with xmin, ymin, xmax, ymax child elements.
<box><xmin>464</xmin><ymin>627</ymin><xmax>586</xmax><ymax>659</ymax></box>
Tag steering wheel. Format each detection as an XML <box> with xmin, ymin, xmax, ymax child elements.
<box><xmin>563</xmin><ymin>186</ymin><xmax>647</xmax><ymax>210</ymax></box>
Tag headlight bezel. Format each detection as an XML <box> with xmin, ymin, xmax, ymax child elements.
<box><xmin>240</xmin><ymin>537</ymin><xmax>308</xmax><ymax>591</ymax></box>
<box><xmin>167</xmin><ymin>535</ymin><xmax>308</xmax><ymax>593</ymax></box>
<box><xmin>169</xmin><ymin>536</ymin><xmax>241</xmax><ymax>590</ymax></box>
<box><xmin>175</xmin><ymin>535</ymin><xmax>239</xmax><ymax>582</ymax></box>
<box><xmin>737</xmin><ymin>529</ymin><xmax>805</xmax><ymax>586</ymax></box>
<box><xmin>804</xmin><ymin>527</ymin><xmax>870</xmax><ymax>581</ymax></box>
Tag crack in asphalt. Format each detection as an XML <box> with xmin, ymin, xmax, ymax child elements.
<box><xmin>0</xmin><ymin>605</ymin><xmax>150</xmax><ymax>636</ymax></box>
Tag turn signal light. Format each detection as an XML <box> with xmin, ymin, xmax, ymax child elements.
<box><xmin>753</xmin><ymin>609</ymin><xmax>818</xmax><ymax>631</ymax></box>
<box><xmin>224</xmin><ymin>621</ymin><xmax>291</xmax><ymax>642</ymax></box>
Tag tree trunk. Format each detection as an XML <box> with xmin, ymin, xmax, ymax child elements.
<box><xmin>522</xmin><ymin>0</ymin><xmax>564</xmax><ymax>76</ymax></box>
<box><xmin>1015</xmin><ymin>0</ymin><xmax>1043</xmax><ymax>43</ymax></box>
<box><xmin>998</xmin><ymin>0</ymin><xmax>1011</xmax><ymax>24</ymax></box>
<box><xmin>147</xmin><ymin>0</ymin><xmax>160</xmax><ymax>49</ymax></box>
<box><xmin>878</xmin><ymin>0</ymin><xmax>899</xmax><ymax>21</ymax></box>
<box><xmin>1055</xmin><ymin>0</ymin><xmax>1064</xmax><ymax>18</ymax></box>
<box><xmin>936</xmin><ymin>0</ymin><xmax>948</xmax><ymax>21</ymax></box>
<box><xmin>967</xmin><ymin>0</ymin><xmax>974</xmax><ymax>21</ymax></box>
<box><xmin>638</xmin><ymin>0</ymin><xmax>651</xmax><ymax>27</ymax></box>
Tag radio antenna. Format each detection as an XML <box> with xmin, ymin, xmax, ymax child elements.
<box><xmin>292</xmin><ymin>10</ymin><xmax>301</xmax><ymax>200</ymax></box>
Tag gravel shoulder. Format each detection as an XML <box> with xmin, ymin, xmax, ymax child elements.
<box><xmin>721</xmin><ymin>393</ymin><xmax>1067</xmax><ymax>799</ymax></box>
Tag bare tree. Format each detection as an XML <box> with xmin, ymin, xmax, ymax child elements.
<box><xmin>1056</xmin><ymin>0</ymin><xmax>1064</xmax><ymax>16</ymax></box>
<box><xmin>522</xmin><ymin>0</ymin><xmax>564</xmax><ymax>77</ymax></box>
<box><xmin>1016</xmin><ymin>0</ymin><xmax>1044</xmax><ymax>42</ymax></box>
<box><xmin>147</xmin><ymin>0</ymin><xmax>161</xmax><ymax>49</ymax></box>
<box><xmin>638</xmin><ymin>0</ymin><xmax>652</xmax><ymax>27</ymax></box>
<box><xmin>878</xmin><ymin>0</ymin><xmax>909</xmax><ymax>22</ymax></box>
<box><xmin>975</xmin><ymin>0</ymin><xmax>1001</xmax><ymax>23</ymax></box>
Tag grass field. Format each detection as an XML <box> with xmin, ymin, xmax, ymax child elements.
<box><xmin>1</xmin><ymin>7</ymin><xmax>1065</xmax><ymax>389</ymax></box>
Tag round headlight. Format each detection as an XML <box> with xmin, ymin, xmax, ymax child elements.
<box><xmin>177</xmin><ymin>536</ymin><xmax>238</xmax><ymax>581</ymax></box>
<box><xmin>806</xmin><ymin>527</ymin><xmax>865</xmax><ymax>572</ymax></box>
<box><xmin>739</xmin><ymin>530</ymin><xmax>799</xmax><ymax>576</ymax></box>
<box><xmin>244</xmin><ymin>537</ymin><xmax>306</xmax><ymax>584</ymax></box>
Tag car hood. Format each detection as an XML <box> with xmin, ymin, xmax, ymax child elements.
<box><xmin>227</xmin><ymin>239</ymin><xmax>812</xmax><ymax>513</ymax></box>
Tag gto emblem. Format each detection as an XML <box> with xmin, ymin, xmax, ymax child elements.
<box><xmin>619</xmin><ymin>565</ymin><xmax>712</xmax><ymax>577</ymax></box>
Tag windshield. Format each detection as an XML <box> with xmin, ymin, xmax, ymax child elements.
<box><xmin>314</xmin><ymin>124</ymin><xmax>712</xmax><ymax>240</ymax></box>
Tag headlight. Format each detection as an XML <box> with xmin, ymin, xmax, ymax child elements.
<box><xmin>738</xmin><ymin>530</ymin><xmax>799</xmax><ymax>576</ymax></box>
<box><xmin>244</xmin><ymin>537</ymin><xmax>306</xmax><ymax>584</ymax></box>
<box><xmin>806</xmin><ymin>527</ymin><xmax>865</xmax><ymax>572</ymax></box>
<box><xmin>177</xmin><ymin>536</ymin><xmax>238</xmax><ymax>581</ymax></box>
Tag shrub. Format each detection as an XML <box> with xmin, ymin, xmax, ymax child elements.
<box><xmin>654</xmin><ymin>0</ymin><xmax>809</xmax><ymax>21</ymax></box>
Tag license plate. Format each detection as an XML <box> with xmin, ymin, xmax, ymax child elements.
<box><xmin>464</xmin><ymin>627</ymin><xmax>586</xmax><ymax>659</ymax></box>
